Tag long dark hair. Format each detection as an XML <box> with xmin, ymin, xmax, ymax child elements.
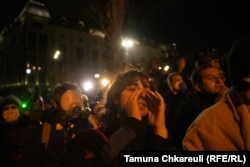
<box><xmin>100</xmin><ymin>69</ymin><xmax>151</xmax><ymax>135</ymax></box>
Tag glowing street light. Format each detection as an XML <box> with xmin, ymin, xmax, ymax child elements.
<box><xmin>53</xmin><ymin>50</ymin><xmax>61</xmax><ymax>59</ymax></box>
<box><xmin>101</xmin><ymin>78</ymin><xmax>110</xmax><ymax>87</ymax></box>
<box><xmin>121</xmin><ymin>39</ymin><xmax>134</xmax><ymax>56</ymax></box>
<box><xmin>26</xmin><ymin>68</ymin><xmax>31</xmax><ymax>74</ymax></box>
<box><xmin>121</xmin><ymin>39</ymin><xmax>134</xmax><ymax>48</ymax></box>
<box><xmin>82</xmin><ymin>81</ymin><xmax>93</xmax><ymax>92</ymax></box>
<box><xmin>94</xmin><ymin>73</ymin><xmax>100</xmax><ymax>78</ymax></box>
<box><xmin>121</xmin><ymin>38</ymin><xmax>134</xmax><ymax>63</ymax></box>
<box><xmin>164</xmin><ymin>65</ymin><xmax>170</xmax><ymax>72</ymax></box>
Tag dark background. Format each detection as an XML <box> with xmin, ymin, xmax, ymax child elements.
<box><xmin>1</xmin><ymin>0</ymin><xmax>250</xmax><ymax>54</ymax></box>
<box><xmin>130</xmin><ymin>0</ymin><xmax>250</xmax><ymax>53</ymax></box>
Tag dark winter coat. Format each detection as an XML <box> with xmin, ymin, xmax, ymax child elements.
<box><xmin>172</xmin><ymin>92</ymin><xmax>217</xmax><ymax>150</ymax></box>
<box><xmin>0</xmin><ymin>115</ymin><xmax>39</xmax><ymax>167</ymax></box>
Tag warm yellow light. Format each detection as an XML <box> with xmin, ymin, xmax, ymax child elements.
<box><xmin>101</xmin><ymin>78</ymin><xmax>109</xmax><ymax>87</ymax></box>
<box><xmin>54</xmin><ymin>50</ymin><xmax>61</xmax><ymax>59</ymax></box>
<box><xmin>121</xmin><ymin>39</ymin><xmax>134</xmax><ymax>47</ymax></box>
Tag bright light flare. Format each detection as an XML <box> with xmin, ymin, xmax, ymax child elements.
<box><xmin>94</xmin><ymin>73</ymin><xmax>100</xmax><ymax>78</ymax></box>
<box><xmin>53</xmin><ymin>50</ymin><xmax>61</xmax><ymax>59</ymax></box>
<box><xmin>121</xmin><ymin>39</ymin><xmax>134</xmax><ymax>47</ymax></box>
<box><xmin>26</xmin><ymin>68</ymin><xmax>31</xmax><ymax>74</ymax></box>
<box><xmin>82</xmin><ymin>81</ymin><xmax>93</xmax><ymax>92</ymax></box>
<box><xmin>164</xmin><ymin>65</ymin><xmax>170</xmax><ymax>71</ymax></box>
<box><xmin>101</xmin><ymin>78</ymin><xmax>109</xmax><ymax>87</ymax></box>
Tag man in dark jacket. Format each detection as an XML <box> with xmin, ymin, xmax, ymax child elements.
<box><xmin>163</xmin><ymin>72</ymin><xmax>187</xmax><ymax>143</ymax></box>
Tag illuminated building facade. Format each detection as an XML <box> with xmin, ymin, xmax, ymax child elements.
<box><xmin>0</xmin><ymin>0</ymin><xmax>165</xmax><ymax>89</ymax></box>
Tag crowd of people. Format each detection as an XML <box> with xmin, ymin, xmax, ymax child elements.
<box><xmin>1</xmin><ymin>37</ymin><xmax>250</xmax><ymax>166</ymax></box>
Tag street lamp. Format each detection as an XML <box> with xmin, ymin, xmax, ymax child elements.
<box><xmin>53</xmin><ymin>50</ymin><xmax>61</xmax><ymax>59</ymax></box>
<box><xmin>121</xmin><ymin>39</ymin><xmax>134</xmax><ymax>56</ymax></box>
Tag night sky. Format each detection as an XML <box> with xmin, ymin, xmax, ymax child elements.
<box><xmin>1</xmin><ymin>0</ymin><xmax>250</xmax><ymax>54</ymax></box>
<box><xmin>130</xmin><ymin>0</ymin><xmax>250</xmax><ymax>54</ymax></box>
<box><xmin>0</xmin><ymin>0</ymin><xmax>27</xmax><ymax>29</ymax></box>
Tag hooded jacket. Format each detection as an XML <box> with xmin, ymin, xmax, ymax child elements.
<box><xmin>183</xmin><ymin>88</ymin><xmax>250</xmax><ymax>150</ymax></box>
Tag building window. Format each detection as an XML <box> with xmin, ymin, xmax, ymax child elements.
<box><xmin>28</xmin><ymin>32</ymin><xmax>36</xmax><ymax>51</ymax></box>
<box><xmin>91</xmin><ymin>50</ymin><xmax>99</xmax><ymax>63</ymax></box>
<box><xmin>59</xmin><ymin>17</ymin><xmax>68</xmax><ymax>25</ymax></box>
<box><xmin>77</xmin><ymin>47</ymin><xmax>84</xmax><ymax>60</ymax></box>
<box><xmin>59</xmin><ymin>44</ymin><xmax>67</xmax><ymax>60</ymax></box>
<box><xmin>32</xmin><ymin>22</ymin><xmax>44</xmax><ymax>30</ymax></box>
<box><xmin>39</xmin><ymin>34</ymin><xmax>47</xmax><ymax>65</ymax></box>
<box><xmin>60</xmin><ymin>34</ymin><xmax>65</xmax><ymax>39</ymax></box>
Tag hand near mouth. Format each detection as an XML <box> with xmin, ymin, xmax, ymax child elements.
<box><xmin>145</xmin><ymin>89</ymin><xmax>168</xmax><ymax>139</ymax></box>
<box><xmin>125</xmin><ymin>89</ymin><xmax>146</xmax><ymax>121</ymax></box>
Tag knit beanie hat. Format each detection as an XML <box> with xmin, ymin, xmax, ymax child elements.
<box><xmin>0</xmin><ymin>95</ymin><xmax>22</xmax><ymax>112</ymax></box>
<box><xmin>227</xmin><ymin>38</ymin><xmax>250</xmax><ymax>88</ymax></box>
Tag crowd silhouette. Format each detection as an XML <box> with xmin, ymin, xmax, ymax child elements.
<box><xmin>1</xmin><ymin>37</ymin><xmax>250</xmax><ymax>167</ymax></box>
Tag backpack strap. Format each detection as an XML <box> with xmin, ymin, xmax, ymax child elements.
<box><xmin>41</xmin><ymin>122</ymin><xmax>51</xmax><ymax>150</ymax></box>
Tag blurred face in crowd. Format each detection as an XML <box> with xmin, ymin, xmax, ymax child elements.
<box><xmin>119</xmin><ymin>79</ymin><xmax>149</xmax><ymax>116</ymax></box>
<box><xmin>168</xmin><ymin>74</ymin><xmax>185</xmax><ymax>94</ymax></box>
<box><xmin>176</xmin><ymin>57</ymin><xmax>186</xmax><ymax>73</ymax></box>
<box><xmin>60</xmin><ymin>90</ymin><xmax>84</xmax><ymax>117</ymax></box>
<box><xmin>32</xmin><ymin>98</ymin><xmax>45</xmax><ymax>112</ymax></box>
<box><xmin>150</xmin><ymin>58</ymin><xmax>159</xmax><ymax>70</ymax></box>
<box><xmin>195</xmin><ymin>67</ymin><xmax>226</xmax><ymax>95</ymax></box>
<box><xmin>1</xmin><ymin>104</ymin><xmax>20</xmax><ymax>123</ymax></box>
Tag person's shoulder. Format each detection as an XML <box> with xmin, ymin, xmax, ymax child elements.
<box><xmin>192</xmin><ymin>100</ymin><xmax>231</xmax><ymax>126</ymax></box>
<box><xmin>41</xmin><ymin>107</ymin><xmax>58</xmax><ymax>122</ymax></box>
<box><xmin>187</xmin><ymin>93</ymin><xmax>204</xmax><ymax>101</ymax></box>
<box><xmin>20</xmin><ymin>115</ymin><xmax>40</xmax><ymax>126</ymax></box>
<box><xmin>71</xmin><ymin>128</ymin><xmax>108</xmax><ymax>152</ymax></box>
<box><xmin>43</xmin><ymin>107</ymin><xmax>57</xmax><ymax>115</ymax></box>
<box><xmin>176</xmin><ymin>94</ymin><xmax>197</xmax><ymax>109</ymax></box>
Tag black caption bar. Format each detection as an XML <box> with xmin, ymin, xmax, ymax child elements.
<box><xmin>119</xmin><ymin>151</ymin><xmax>250</xmax><ymax>167</ymax></box>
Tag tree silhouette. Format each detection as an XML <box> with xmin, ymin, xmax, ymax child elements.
<box><xmin>75</xmin><ymin>0</ymin><xmax>130</xmax><ymax>76</ymax></box>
